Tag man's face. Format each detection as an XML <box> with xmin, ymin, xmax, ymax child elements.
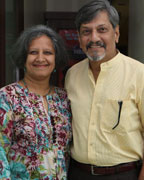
<box><xmin>78</xmin><ymin>11</ymin><xmax>119</xmax><ymax>62</ymax></box>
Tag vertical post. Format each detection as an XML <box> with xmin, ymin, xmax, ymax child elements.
<box><xmin>15</xmin><ymin>0</ymin><xmax>24</xmax><ymax>35</ymax></box>
<box><xmin>0</xmin><ymin>0</ymin><xmax>5</xmax><ymax>87</ymax></box>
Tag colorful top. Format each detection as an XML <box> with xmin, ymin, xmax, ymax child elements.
<box><xmin>0</xmin><ymin>82</ymin><xmax>72</xmax><ymax>180</ymax></box>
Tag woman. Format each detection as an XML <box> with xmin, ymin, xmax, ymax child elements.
<box><xmin>0</xmin><ymin>25</ymin><xmax>72</xmax><ymax>180</ymax></box>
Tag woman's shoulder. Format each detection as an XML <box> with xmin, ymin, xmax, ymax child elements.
<box><xmin>0</xmin><ymin>82</ymin><xmax>24</xmax><ymax>97</ymax></box>
<box><xmin>54</xmin><ymin>87</ymin><xmax>68</xmax><ymax>101</ymax></box>
<box><xmin>54</xmin><ymin>86</ymin><xmax>66</xmax><ymax>93</ymax></box>
<box><xmin>0</xmin><ymin>82</ymin><xmax>17</xmax><ymax>92</ymax></box>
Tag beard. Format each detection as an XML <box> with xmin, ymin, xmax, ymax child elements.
<box><xmin>86</xmin><ymin>41</ymin><xmax>106</xmax><ymax>61</ymax></box>
<box><xmin>86</xmin><ymin>51</ymin><xmax>106</xmax><ymax>61</ymax></box>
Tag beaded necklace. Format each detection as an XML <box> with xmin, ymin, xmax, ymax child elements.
<box><xmin>22</xmin><ymin>79</ymin><xmax>51</xmax><ymax>97</ymax></box>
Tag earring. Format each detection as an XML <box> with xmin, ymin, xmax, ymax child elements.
<box><xmin>24</xmin><ymin>67</ymin><xmax>26</xmax><ymax>73</ymax></box>
<box><xmin>53</xmin><ymin>69</ymin><xmax>56</xmax><ymax>73</ymax></box>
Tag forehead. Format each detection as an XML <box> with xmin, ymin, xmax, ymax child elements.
<box><xmin>30</xmin><ymin>35</ymin><xmax>52</xmax><ymax>44</ymax></box>
<box><xmin>29</xmin><ymin>35</ymin><xmax>54</xmax><ymax>48</ymax></box>
<box><xmin>80</xmin><ymin>11</ymin><xmax>112</xmax><ymax>29</ymax></box>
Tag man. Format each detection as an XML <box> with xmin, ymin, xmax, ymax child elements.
<box><xmin>65</xmin><ymin>0</ymin><xmax>144</xmax><ymax>179</ymax></box>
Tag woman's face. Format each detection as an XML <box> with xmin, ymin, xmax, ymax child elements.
<box><xmin>25</xmin><ymin>35</ymin><xmax>55</xmax><ymax>81</ymax></box>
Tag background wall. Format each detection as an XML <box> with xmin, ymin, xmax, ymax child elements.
<box><xmin>24</xmin><ymin>0</ymin><xmax>84</xmax><ymax>28</ymax></box>
<box><xmin>128</xmin><ymin>0</ymin><xmax>144</xmax><ymax>62</ymax></box>
<box><xmin>24</xmin><ymin>0</ymin><xmax>144</xmax><ymax>63</ymax></box>
<box><xmin>24</xmin><ymin>0</ymin><xmax>46</xmax><ymax>28</ymax></box>
<box><xmin>46</xmin><ymin>0</ymin><xmax>79</xmax><ymax>11</ymax></box>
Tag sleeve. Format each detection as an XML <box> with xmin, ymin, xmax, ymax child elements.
<box><xmin>0</xmin><ymin>91</ymin><xmax>13</xmax><ymax>179</ymax></box>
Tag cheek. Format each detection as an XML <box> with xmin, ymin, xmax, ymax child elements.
<box><xmin>79</xmin><ymin>38</ymin><xmax>87</xmax><ymax>50</ymax></box>
<box><xmin>51</xmin><ymin>57</ymin><xmax>55</xmax><ymax>65</ymax></box>
<box><xmin>25</xmin><ymin>56</ymin><xmax>32</xmax><ymax>65</ymax></box>
<box><xmin>49</xmin><ymin>57</ymin><xmax>55</xmax><ymax>69</ymax></box>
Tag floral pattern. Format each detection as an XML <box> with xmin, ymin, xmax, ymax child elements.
<box><xmin>0</xmin><ymin>83</ymin><xmax>72</xmax><ymax>180</ymax></box>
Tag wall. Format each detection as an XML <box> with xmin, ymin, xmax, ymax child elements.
<box><xmin>24</xmin><ymin>0</ymin><xmax>144</xmax><ymax>63</ymax></box>
<box><xmin>128</xmin><ymin>0</ymin><xmax>144</xmax><ymax>62</ymax></box>
<box><xmin>24</xmin><ymin>0</ymin><xmax>46</xmax><ymax>28</ymax></box>
<box><xmin>46</xmin><ymin>0</ymin><xmax>89</xmax><ymax>11</ymax></box>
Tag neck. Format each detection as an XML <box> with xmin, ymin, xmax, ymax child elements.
<box><xmin>89</xmin><ymin>49</ymin><xmax>118</xmax><ymax>72</ymax></box>
<box><xmin>22</xmin><ymin>76</ymin><xmax>51</xmax><ymax>96</ymax></box>
<box><xmin>89</xmin><ymin>60</ymin><xmax>101</xmax><ymax>72</ymax></box>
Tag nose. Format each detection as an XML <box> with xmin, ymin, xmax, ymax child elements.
<box><xmin>36</xmin><ymin>52</ymin><xmax>45</xmax><ymax>61</ymax></box>
<box><xmin>90</xmin><ymin>30</ymin><xmax>100</xmax><ymax>42</ymax></box>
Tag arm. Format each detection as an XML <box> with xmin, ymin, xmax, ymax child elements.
<box><xmin>138</xmin><ymin>162</ymin><xmax>144</xmax><ymax>180</ymax></box>
<box><xmin>0</xmin><ymin>91</ymin><xmax>13</xmax><ymax>179</ymax></box>
<box><xmin>138</xmin><ymin>77</ymin><xmax>144</xmax><ymax>180</ymax></box>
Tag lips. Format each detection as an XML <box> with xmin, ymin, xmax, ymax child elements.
<box><xmin>90</xmin><ymin>45</ymin><xmax>102</xmax><ymax>48</ymax></box>
<box><xmin>33</xmin><ymin>64</ymin><xmax>49</xmax><ymax>68</ymax></box>
<box><xmin>33</xmin><ymin>64</ymin><xmax>48</xmax><ymax>66</ymax></box>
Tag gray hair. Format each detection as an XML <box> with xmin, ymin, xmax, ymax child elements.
<box><xmin>11</xmin><ymin>24</ymin><xmax>69</xmax><ymax>70</ymax></box>
<box><xmin>75</xmin><ymin>0</ymin><xmax>119</xmax><ymax>32</ymax></box>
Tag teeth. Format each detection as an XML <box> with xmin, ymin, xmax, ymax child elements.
<box><xmin>91</xmin><ymin>46</ymin><xmax>101</xmax><ymax>48</ymax></box>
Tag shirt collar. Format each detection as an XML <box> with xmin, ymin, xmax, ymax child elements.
<box><xmin>100</xmin><ymin>51</ymin><xmax>121</xmax><ymax>70</ymax></box>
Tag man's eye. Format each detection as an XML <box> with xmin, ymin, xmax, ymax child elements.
<box><xmin>81</xmin><ymin>30</ymin><xmax>90</xmax><ymax>35</ymax></box>
<box><xmin>98</xmin><ymin>27</ymin><xmax>107</xmax><ymax>32</ymax></box>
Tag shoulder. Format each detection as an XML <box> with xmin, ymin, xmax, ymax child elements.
<box><xmin>54</xmin><ymin>87</ymin><xmax>71</xmax><ymax>109</ymax></box>
<box><xmin>65</xmin><ymin>58</ymin><xmax>88</xmax><ymax>81</ymax></box>
<box><xmin>119</xmin><ymin>53</ymin><xmax>144</xmax><ymax>80</ymax></box>
<box><xmin>67</xmin><ymin>58</ymin><xmax>88</xmax><ymax>73</ymax></box>
<box><xmin>120</xmin><ymin>53</ymin><xmax>144</xmax><ymax>67</ymax></box>
<box><xmin>0</xmin><ymin>82</ymin><xmax>24</xmax><ymax>106</ymax></box>
<box><xmin>54</xmin><ymin>87</ymin><xmax>68</xmax><ymax>100</ymax></box>
<box><xmin>0</xmin><ymin>82</ymin><xmax>18</xmax><ymax>95</ymax></box>
<box><xmin>0</xmin><ymin>83</ymin><xmax>18</xmax><ymax>109</ymax></box>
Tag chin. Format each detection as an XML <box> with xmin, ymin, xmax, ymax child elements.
<box><xmin>86</xmin><ymin>53</ymin><xmax>106</xmax><ymax>62</ymax></box>
<box><xmin>32</xmin><ymin>74</ymin><xmax>50</xmax><ymax>81</ymax></box>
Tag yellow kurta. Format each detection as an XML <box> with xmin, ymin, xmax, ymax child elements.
<box><xmin>65</xmin><ymin>52</ymin><xmax>144</xmax><ymax>166</ymax></box>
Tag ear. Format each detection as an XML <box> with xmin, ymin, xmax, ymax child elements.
<box><xmin>114</xmin><ymin>25</ymin><xmax>120</xmax><ymax>44</ymax></box>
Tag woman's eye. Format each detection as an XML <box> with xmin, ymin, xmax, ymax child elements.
<box><xmin>44</xmin><ymin>51</ymin><xmax>52</xmax><ymax>55</ymax></box>
<box><xmin>29</xmin><ymin>51</ymin><xmax>37</xmax><ymax>55</ymax></box>
<box><xmin>28</xmin><ymin>50</ymin><xmax>54</xmax><ymax>55</ymax></box>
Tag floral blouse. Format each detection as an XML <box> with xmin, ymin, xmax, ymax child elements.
<box><xmin>0</xmin><ymin>82</ymin><xmax>72</xmax><ymax>180</ymax></box>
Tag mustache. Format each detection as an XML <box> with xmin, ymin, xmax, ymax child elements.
<box><xmin>86</xmin><ymin>41</ymin><xmax>106</xmax><ymax>50</ymax></box>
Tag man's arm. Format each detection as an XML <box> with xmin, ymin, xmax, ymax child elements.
<box><xmin>138</xmin><ymin>161</ymin><xmax>144</xmax><ymax>180</ymax></box>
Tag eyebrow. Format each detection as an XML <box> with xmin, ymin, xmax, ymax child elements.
<box><xmin>81</xmin><ymin>23</ymin><xmax>108</xmax><ymax>29</ymax></box>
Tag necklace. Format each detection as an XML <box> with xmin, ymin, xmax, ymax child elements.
<box><xmin>22</xmin><ymin>79</ymin><xmax>52</xmax><ymax>97</ymax></box>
